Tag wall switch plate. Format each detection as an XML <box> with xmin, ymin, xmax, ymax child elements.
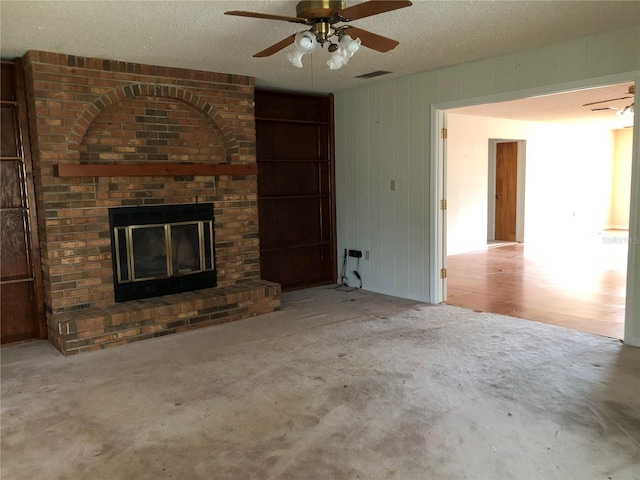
<box><xmin>365</xmin><ymin>250</ymin><xmax>370</xmax><ymax>261</ymax></box>
<box><xmin>390</xmin><ymin>180</ymin><xmax>396</xmax><ymax>191</ymax></box>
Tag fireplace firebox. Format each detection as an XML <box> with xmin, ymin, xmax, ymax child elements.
<box><xmin>109</xmin><ymin>204</ymin><xmax>216</xmax><ymax>302</ymax></box>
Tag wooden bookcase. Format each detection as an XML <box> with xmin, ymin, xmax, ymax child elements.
<box><xmin>1</xmin><ymin>59</ymin><xmax>46</xmax><ymax>344</ymax></box>
<box><xmin>255</xmin><ymin>89</ymin><xmax>337</xmax><ymax>290</ymax></box>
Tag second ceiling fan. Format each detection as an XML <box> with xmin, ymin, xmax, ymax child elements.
<box><xmin>225</xmin><ymin>1</ymin><xmax>413</xmax><ymax>69</ymax></box>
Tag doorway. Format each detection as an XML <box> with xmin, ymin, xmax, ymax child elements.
<box><xmin>433</xmin><ymin>80</ymin><xmax>636</xmax><ymax>341</ymax></box>
<box><xmin>488</xmin><ymin>140</ymin><xmax>526</xmax><ymax>244</ymax></box>
<box><xmin>494</xmin><ymin>142</ymin><xmax>518</xmax><ymax>241</ymax></box>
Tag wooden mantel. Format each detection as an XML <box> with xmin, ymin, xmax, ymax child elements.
<box><xmin>54</xmin><ymin>163</ymin><xmax>258</xmax><ymax>177</ymax></box>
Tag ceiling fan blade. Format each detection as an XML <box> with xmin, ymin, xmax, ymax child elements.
<box><xmin>338</xmin><ymin>1</ymin><xmax>412</xmax><ymax>21</ymax></box>
<box><xmin>225</xmin><ymin>10</ymin><xmax>308</xmax><ymax>24</ymax></box>
<box><xmin>344</xmin><ymin>27</ymin><xmax>399</xmax><ymax>52</ymax></box>
<box><xmin>582</xmin><ymin>96</ymin><xmax>633</xmax><ymax>107</ymax></box>
<box><xmin>254</xmin><ymin>34</ymin><xmax>296</xmax><ymax>58</ymax></box>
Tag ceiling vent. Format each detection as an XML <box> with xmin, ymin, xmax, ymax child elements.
<box><xmin>355</xmin><ymin>70</ymin><xmax>392</xmax><ymax>79</ymax></box>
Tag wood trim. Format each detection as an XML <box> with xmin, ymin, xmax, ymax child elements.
<box><xmin>260</xmin><ymin>193</ymin><xmax>332</xmax><ymax>200</ymax></box>
<box><xmin>258</xmin><ymin>158</ymin><xmax>331</xmax><ymax>163</ymax></box>
<box><xmin>54</xmin><ymin>163</ymin><xmax>258</xmax><ymax>177</ymax></box>
<box><xmin>256</xmin><ymin>117</ymin><xmax>331</xmax><ymax>125</ymax></box>
<box><xmin>261</xmin><ymin>241</ymin><xmax>333</xmax><ymax>254</ymax></box>
<box><xmin>14</xmin><ymin>57</ymin><xmax>47</xmax><ymax>339</ymax></box>
<box><xmin>328</xmin><ymin>93</ymin><xmax>338</xmax><ymax>284</ymax></box>
<box><xmin>1</xmin><ymin>277</ymin><xmax>36</xmax><ymax>285</ymax></box>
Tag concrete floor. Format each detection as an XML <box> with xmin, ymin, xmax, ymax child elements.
<box><xmin>2</xmin><ymin>286</ymin><xmax>639</xmax><ymax>479</ymax></box>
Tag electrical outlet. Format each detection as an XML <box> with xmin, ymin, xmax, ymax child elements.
<box><xmin>390</xmin><ymin>180</ymin><xmax>396</xmax><ymax>191</ymax></box>
<box><xmin>365</xmin><ymin>250</ymin><xmax>370</xmax><ymax>261</ymax></box>
<box><xmin>348</xmin><ymin>249</ymin><xmax>362</xmax><ymax>258</ymax></box>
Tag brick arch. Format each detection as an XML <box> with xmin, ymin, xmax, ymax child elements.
<box><xmin>67</xmin><ymin>84</ymin><xmax>241</xmax><ymax>162</ymax></box>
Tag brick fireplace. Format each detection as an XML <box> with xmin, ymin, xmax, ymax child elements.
<box><xmin>22</xmin><ymin>51</ymin><xmax>280</xmax><ymax>355</ymax></box>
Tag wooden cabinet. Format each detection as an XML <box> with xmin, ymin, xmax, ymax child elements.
<box><xmin>255</xmin><ymin>90</ymin><xmax>336</xmax><ymax>290</ymax></box>
<box><xmin>1</xmin><ymin>59</ymin><xmax>46</xmax><ymax>344</ymax></box>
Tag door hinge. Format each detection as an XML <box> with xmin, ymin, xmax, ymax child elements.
<box><xmin>440</xmin><ymin>199</ymin><xmax>447</xmax><ymax>210</ymax></box>
<box><xmin>441</xmin><ymin>127</ymin><xmax>448</xmax><ymax>139</ymax></box>
<box><xmin>440</xmin><ymin>268</ymin><xmax>447</xmax><ymax>279</ymax></box>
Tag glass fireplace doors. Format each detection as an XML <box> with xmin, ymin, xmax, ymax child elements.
<box><xmin>114</xmin><ymin>221</ymin><xmax>214</xmax><ymax>283</ymax></box>
<box><xmin>109</xmin><ymin>204</ymin><xmax>217</xmax><ymax>302</ymax></box>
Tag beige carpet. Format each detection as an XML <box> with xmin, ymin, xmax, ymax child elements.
<box><xmin>2</xmin><ymin>286</ymin><xmax>639</xmax><ymax>479</ymax></box>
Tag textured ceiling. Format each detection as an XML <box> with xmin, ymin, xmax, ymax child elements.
<box><xmin>1</xmin><ymin>1</ymin><xmax>638</xmax><ymax>126</ymax></box>
<box><xmin>451</xmin><ymin>82</ymin><xmax>636</xmax><ymax>129</ymax></box>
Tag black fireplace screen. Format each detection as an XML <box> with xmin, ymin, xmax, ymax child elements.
<box><xmin>109</xmin><ymin>204</ymin><xmax>216</xmax><ymax>302</ymax></box>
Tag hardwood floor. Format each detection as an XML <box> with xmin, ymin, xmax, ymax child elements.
<box><xmin>446</xmin><ymin>231</ymin><xmax>628</xmax><ymax>339</ymax></box>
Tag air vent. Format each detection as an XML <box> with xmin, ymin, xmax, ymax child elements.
<box><xmin>355</xmin><ymin>70</ymin><xmax>392</xmax><ymax>79</ymax></box>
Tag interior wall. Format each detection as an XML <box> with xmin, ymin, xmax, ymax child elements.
<box><xmin>446</xmin><ymin>113</ymin><xmax>616</xmax><ymax>255</ymax></box>
<box><xmin>334</xmin><ymin>26</ymin><xmax>640</xmax><ymax>345</ymax></box>
<box><xmin>609</xmin><ymin>129</ymin><xmax>634</xmax><ymax>229</ymax></box>
<box><xmin>335</xmin><ymin>78</ymin><xmax>428</xmax><ymax>300</ymax></box>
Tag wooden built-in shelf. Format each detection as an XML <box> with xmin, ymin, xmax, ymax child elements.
<box><xmin>260</xmin><ymin>240</ymin><xmax>332</xmax><ymax>253</ymax></box>
<box><xmin>54</xmin><ymin>163</ymin><xmax>258</xmax><ymax>178</ymax></box>
<box><xmin>260</xmin><ymin>194</ymin><xmax>331</xmax><ymax>201</ymax></box>
<box><xmin>256</xmin><ymin>117</ymin><xmax>330</xmax><ymax>125</ymax></box>
<box><xmin>258</xmin><ymin>158</ymin><xmax>329</xmax><ymax>163</ymax></box>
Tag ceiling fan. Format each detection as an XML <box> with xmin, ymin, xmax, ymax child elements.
<box><xmin>582</xmin><ymin>84</ymin><xmax>635</xmax><ymax>107</ymax></box>
<box><xmin>583</xmin><ymin>85</ymin><xmax>635</xmax><ymax>121</ymax></box>
<box><xmin>225</xmin><ymin>0</ymin><xmax>413</xmax><ymax>69</ymax></box>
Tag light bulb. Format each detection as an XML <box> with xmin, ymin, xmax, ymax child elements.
<box><xmin>298</xmin><ymin>36</ymin><xmax>313</xmax><ymax>50</ymax></box>
<box><xmin>339</xmin><ymin>35</ymin><xmax>361</xmax><ymax>60</ymax></box>
<box><xmin>294</xmin><ymin>31</ymin><xmax>317</xmax><ymax>52</ymax></box>
<box><xmin>287</xmin><ymin>31</ymin><xmax>317</xmax><ymax>68</ymax></box>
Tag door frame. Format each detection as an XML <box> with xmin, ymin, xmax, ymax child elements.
<box><xmin>429</xmin><ymin>109</ymin><xmax>447</xmax><ymax>302</ymax></box>
<box><xmin>488</xmin><ymin>139</ymin><xmax>526</xmax><ymax>243</ymax></box>
<box><xmin>429</xmin><ymin>72</ymin><xmax>640</xmax><ymax>347</ymax></box>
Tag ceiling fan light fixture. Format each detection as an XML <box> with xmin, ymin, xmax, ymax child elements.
<box><xmin>287</xmin><ymin>31</ymin><xmax>318</xmax><ymax>68</ymax></box>
<box><xmin>340</xmin><ymin>34</ymin><xmax>361</xmax><ymax>58</ymax></box>
<box><xmin>617</xmin><ymin>103</ymin><xmax>635</xmax><ymax>118</ymax></box>
<box><xmin>297</xmin><ymin>30</ymin><xmax>317</xmax><ymax>50</ymax></box>
<box><xmin>327</xmin><ymin>50</ymin><xmax>347</xmax><ymax>69</ymax></box>
<box><xmin>326</xmin><ymin>34</ymin><xmax>361</xmax><ymax>69</ymax></box>
<box><xmin>226</xmin><ymin>0</ymin><xmax>413</xmax><ymax>69</ymax></box>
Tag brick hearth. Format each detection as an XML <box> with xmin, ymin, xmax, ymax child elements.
<box><xmin>22</xmin><ymin>51</ymin><xmax>281</xmax><ymax>354</ymax></box>
<box><xmin>49</xmin><ymin>281</ymin><xmax>279</xmax><ymax>354</ymax></box>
